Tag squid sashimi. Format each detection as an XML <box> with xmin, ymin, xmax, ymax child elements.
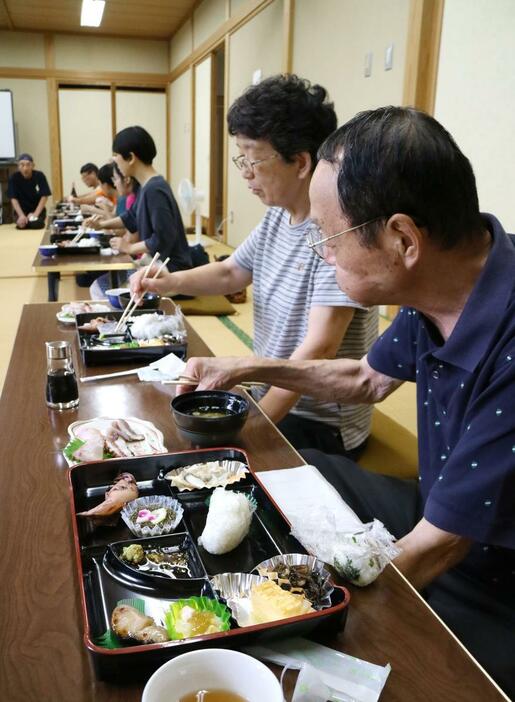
<box><xmin>77</xmin><ymin>472</ymin><xmax>138</xmax><ymax>519</ymax></box>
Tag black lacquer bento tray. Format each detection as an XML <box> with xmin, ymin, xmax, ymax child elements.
<box><xmin>54</xmin><ymin>242</ymin><xmax>102</xmax><ymax>255</ymax></box>
<box><xmin>68</xmin><ymin>448</ymin><xmax>350</xmax><ymax>681</ymax></box>
<box><xmin>76</xmin><ymin>309</ymin><xmax>188</xmax><ymax>366</ymax></box>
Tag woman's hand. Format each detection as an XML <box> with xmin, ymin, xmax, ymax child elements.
<box><xmin>129</xmin><ymin>265</ymin><xmax>175</xmax><ymax>297</ymax></box>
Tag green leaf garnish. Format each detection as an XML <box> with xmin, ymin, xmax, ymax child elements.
<box><xmin>63</xmin><ymin>437</ymin><xmax>86</xmax><ymax>462</ymax></box>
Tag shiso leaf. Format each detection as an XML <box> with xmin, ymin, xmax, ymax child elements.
<box><xmin>334</xmin><ymin>555</ymin><xmax>361</xmax><ymax>584</ymax></box>
<box><xmin>63</xmin><ymin>437</ymin><xmax>85</xmax><ymax>462</ymax></box>
<box><xmin>164</xmin><ymin>596</ymin><xmax>231</xmax><ymax>640</ymax></box>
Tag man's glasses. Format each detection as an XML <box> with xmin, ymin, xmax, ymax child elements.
<box><xmin>305</xmin><ymin>217</ymin><xmax>385</xmax><ymax>259</ymax></box>
<box><xmin>232</xmin><ymin>153</ymin><xmax>279</xmax><ymax>174</ymax></box>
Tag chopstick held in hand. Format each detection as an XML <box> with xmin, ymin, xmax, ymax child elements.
<box><xmin>115</xmin><ymin>254</ymin><xmax>169</xmax><ymax>332</ymax></box>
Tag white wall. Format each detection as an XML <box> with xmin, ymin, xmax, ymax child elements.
<box><xmin>170</xmin><ymin>19</ymin><xmax>193</xmax><ymax>70</ymax></box>
<box><xmin>434</xmin><ymin>0</ymin><xmax>515</xmax><ymax>231</ymax></box>
<box><xmin>0</xmin><ymin>79</ymin><xmax>51</xmax><ymax>184</ymax></box>
<box><xmin>226</xmin><ymin>0</ymin><xmax>283</xmax><ymax>247</ymax></box>
<box><xmin>115</xmin><ymin>90</ymin><xmax>167</xmax><ymax>177</ymax></box>
<box><xmin>293</xmin><ymin>0</ymin><xmax>410</xmax><ymax>124</ymax></box>
<box><xmin>193</xmin><ymin>0</ymin><xmax>226</xmax><ymax>48</ymax></box>
<box><xmin>54</xmin><ymin>35</ymin><xmax>169</xmax><ymax>73</ymax></box>
<box><xmin>0</xmin><ymin>30</ymin><xmax>45</xmax><ymax>68</ymax></box>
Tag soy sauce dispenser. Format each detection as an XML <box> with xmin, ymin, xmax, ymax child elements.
<box><xmin>45</xmin><ymin>341</ymin><xmax>79</xmax><ymax>410</ymax></box>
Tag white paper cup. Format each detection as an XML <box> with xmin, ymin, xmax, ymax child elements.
<box><xmin>142</xmin><ymin>648</ymin><xmax>284</xmax><ymax>702</ymax></box>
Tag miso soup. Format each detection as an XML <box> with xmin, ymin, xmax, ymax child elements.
<box><xmin>179</xmin><ymin>691</ymin><xmax>248</xmax><ymax>702</ymax></box>
<box><xmin>189</xmin><ymin>406</ymin><xmax>233</xmax><ymax>418</ymax></box>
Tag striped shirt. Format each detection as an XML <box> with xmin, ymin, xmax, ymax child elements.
<box><xmin>233</xmin><ymin>207</ymin><xmax>378</xmax><ymax>450</ymax></box>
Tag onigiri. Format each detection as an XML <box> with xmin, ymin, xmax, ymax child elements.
<box><xmin>198</xmin><ymin>488</ymin><xmax>255</xmax><ymax>555</ymax></box>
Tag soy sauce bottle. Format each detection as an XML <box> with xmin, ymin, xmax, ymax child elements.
<box><xmin>71</xmin><ymin>181</ymin><xmax>78</xmax><ymax>198</ymax></box>
<box><xmin>45</xmin><ymin>341</ymin><xmax>79</xmax><ymax>410</ymax></box>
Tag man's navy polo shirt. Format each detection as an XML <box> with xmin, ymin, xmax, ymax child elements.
<box><xmin>367</xmin><ymin>214</ymin><xmax>515</xmax><ymax>590</ymax></box>
<box><xmin>7</xmin><ymin>170</ymin><xmax>51</xmax><ymax>215</ymax></box>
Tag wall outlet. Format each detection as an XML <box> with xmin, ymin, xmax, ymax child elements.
<box><xmin>385</xmin><ymin>44</ymin><xmax>394</xmax><ymax>71</ymax></box>
<box><xmin>229</xmin><ymin>210</ymin><xmax>234</xmax><ymax>224</ymax></box>
<box><xmin>364</xmin><ymin>52</ymin><xmax>373</xmax><ymax>78</ymax></box>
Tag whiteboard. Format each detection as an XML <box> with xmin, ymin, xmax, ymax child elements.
<box><xmin>0</xmin><ymin>90</ymin><xmax>16</xmax><ymax>161</ymax></box>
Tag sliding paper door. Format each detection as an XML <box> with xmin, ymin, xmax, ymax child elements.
<box><xmin>58</xmin><ymin>87</ymin><xmax>112</xmax><ymax>197</ymax></box>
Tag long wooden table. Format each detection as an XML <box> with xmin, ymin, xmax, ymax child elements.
<box><xmin>32</xmin><ymin>230</ymin><xmax>135</xmax><ymax>301</ymax></box>
<box><xmin>0</xmin><ymin>303</ymin><xmax>508</xmax><ymax>702</ymax></box>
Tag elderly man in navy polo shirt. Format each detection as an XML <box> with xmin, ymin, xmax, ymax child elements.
<box><xmin>7</xmin><ymin>152</ymin><xmax>51</xmax><ymax>229</ymax></box>
<box><xmin>178</xmin><ymin>107</ymin><xmax>515</xmax><ymax>698</ymax></box>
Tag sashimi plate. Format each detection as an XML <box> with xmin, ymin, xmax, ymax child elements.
<box><xmin>63</xmin><ymin>416</ymin><xmax>166</xmax><ymax>467</ymax></box>
<box><xmin>56</xmin><ymin>301</ymin><xmax>111</xmax><ymax>325</ymax></box>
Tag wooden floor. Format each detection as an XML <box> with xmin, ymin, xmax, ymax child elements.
<box><xmin>0</xmin><ymin>222</ymin><xmax>418</xmax><ymax>478</ymax></box>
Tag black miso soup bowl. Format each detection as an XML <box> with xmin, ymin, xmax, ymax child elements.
<box><xmin>171</xmin><ymin>390</ymin><xmax>250</xmax><ymax>447</ymax></box>
<box><xmin>118</xmin><ymin>290</ymin><xmax>161</xmax><ymax>310</ymax></box>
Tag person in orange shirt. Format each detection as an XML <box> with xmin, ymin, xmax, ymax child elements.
<box><xmin>68</xmin><ymin>162</ymin><xmax>100</xmax><ymax>205</ymax></box>
<box><xmin>80</xmin><ymin>163</ymin><xmax>117</xmax><ymax>217</ymax></box>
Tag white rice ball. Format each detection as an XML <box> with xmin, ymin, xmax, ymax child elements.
<box><xmin>198</xmin><ymin>488</ymin><xmax>254</xmax><ymax>555</ymax></box>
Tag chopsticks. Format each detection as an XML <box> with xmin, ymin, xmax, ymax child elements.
<box><xmin>114</xmin><ymin>253</ymin><xmax>169</xmax><ymax>332</ymax></box>
<box><xmin>70</xmin><ymin>224</ymin><xmax>85</xmax><ymax>245</ymax></box>
<box><xmin>161</xmin><ymin>375</ymin><xmax>267</xmax><ymax>389</ymax></box>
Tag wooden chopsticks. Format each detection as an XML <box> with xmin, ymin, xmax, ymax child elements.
<box><xmin>114</xmin><ymin>253</ymin><xmax>169</xmax><ymax>332</ymax></box>
<box><xmin>161</xmin><ymin>375</ymin><xmax>267</xmax><ymax>389</ymax></box>
<box><xmin>70</xmin><ymin>224</ymin><xmax>85</xmax><ymax>245</ymax></box>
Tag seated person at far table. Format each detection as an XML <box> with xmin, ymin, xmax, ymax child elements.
<box><xmin>67</xmin><ymin>162</ymin><xmax>100</xmax><ymax>205</ymax></box>
<box><xmin>88</xmin><ymin>164</ymin><xmax>141</xmax><ymax>299</ymax></box>
<box><xmin>80</xmin><ymin>163</ymin><xmax>117</xmax><ymax>218</ymax></box>
<box><xmin>8</xmin><ymin>153</ymin><xmax>51</xmax><ymax>229</ymax></box>
<box><xmin>87</xmin><ymin>126</ymin><xmax>191</xmax><ymax>275</ymax></box>
<box><xmin>131</xmin><ymin>75</ymin><xmax>378</xmax><ymax>458</ymax></box>
<box><xmin>178</xmin><ymin>106</ymin><xmax>515</xmax><ymax>699</ymax></box>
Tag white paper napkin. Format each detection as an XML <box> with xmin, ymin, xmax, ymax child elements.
<box><xmin>137</xmin><ymin>352</ymin><xmax>186</xmax><ymax>382</ymax></box>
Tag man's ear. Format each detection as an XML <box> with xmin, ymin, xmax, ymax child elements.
<box><xmin>386</xmin><ymin>213</ymin><xmax>423</xmax><ymax>269</ymax></box>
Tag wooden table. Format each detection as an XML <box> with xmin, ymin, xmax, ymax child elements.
<box><xmin>32</xmin><ymin>230</ymin><xmax>135</xmax><ymax>301</ymax></box>
<box><xmin>0</xmin><ymin>303</ymin><xmax>508</xmax><ymax>702</ymax></box>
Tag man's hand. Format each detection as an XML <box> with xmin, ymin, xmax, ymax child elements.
<box><xmin>130</xmin><ymin>265</ymin><xmax>176</xmax><ymax>297</ymax></box>
<box><xmin>177</xmin><ymin>357</ymin><xmax>247</xmax><ymax>395</ymax></box>
<box><xmin>16</xmin><ymin>214</ymin><xmax>28</xmax><ymax>228</ymax></box>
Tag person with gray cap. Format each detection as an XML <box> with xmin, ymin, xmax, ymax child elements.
<box><xmin>7</xmin><ymin>153</ymin><xmax>51</xmax><ymax>229</ymax></box>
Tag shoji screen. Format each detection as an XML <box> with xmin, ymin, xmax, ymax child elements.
<box><xmin>58</xmin><ymin>87</ymin><xmax>112</xmax><ymax>197</ymax></box>
<box><xmin>115</xmin><ymin>90</ymin><xmax>167</xmax><ymax>178</ymax></box>
<box><xmin>194</xmin><ymin>55</ymin><xmax>212</xmax><ymax>220</ymax></box>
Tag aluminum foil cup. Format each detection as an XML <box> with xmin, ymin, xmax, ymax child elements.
<box><xmin>253</xmin><ymin>553</ymin><xmax>334</xmax><ymax>610</ymax></box>
<box><xmin>121</xmin><ymin>495</ymin><xmax>184</xmax><ymax>537</ymax></box>
<box><xmin>210</xmin><ymin>572</ymin><xmax>267</xmax><ymax>628</ymax></box>
<box><xmin>165</xmin><ymin>459</ymin><xmax>248</xmax><ymax>491</ymax></box>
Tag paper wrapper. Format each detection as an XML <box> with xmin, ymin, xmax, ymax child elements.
<box><xmin>253</xmin><ymin>554</ymin><xmax>334</xmax><ymax>609</ymax></box>
<box><xmin>121</xmin><ymin>495</ymin><xmax>184</xmax><ymax>537</ymax></box>
<box><xmin>210</xmin><ymin>572</ymin><xmax>267</xmax><ymax>627</ymax></box>
<box><xmin>165</xmin><ymin>460</ymin><xmax>248</xmax><ymax>491</ymax></box>
<box><xmin>332</xmin><ymin>520</ymin><xmax>401</xmax><ymax>586</ymax></box>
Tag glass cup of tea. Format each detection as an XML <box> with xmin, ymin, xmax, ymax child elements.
<box><xmin>45</xmin><ymin>340</ymin><xmax>79</xmax><ymax>410</ymax></box>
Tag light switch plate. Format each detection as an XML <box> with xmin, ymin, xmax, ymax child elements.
<box><xmin>252</xmin><ymin>69</ymin><xmax>262</xmax><ymax>85</ymax></box>
<box><xmin>385</xmin><ymin>44</ymin><xmax>394</xmax><ymax>71</ymax></box>
<box><xmin>364</xmin><ymin>52</ymin><xmax>373</xmax><ymax>78</ymax></box>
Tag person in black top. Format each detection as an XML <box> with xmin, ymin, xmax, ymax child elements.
<box><xmin>8</xmin><ymin>153</ymin><xmax>51</xmax><ymax>229</ymax></box>
<box><xmin>108</xmin><ymin>126</ymin><xmax>192</xmax><ymax>273</ymax></box>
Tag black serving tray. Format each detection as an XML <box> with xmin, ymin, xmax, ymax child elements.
<box><xmin>68</xmin><ymin>448</ymin><xmax>350</xmax><ymax>681</ymax></box>
<box><xmin>55</xmin><ymin>241</ymin><xmax>101</xmax><ymax>255</ymax></box>
<box><xmin>50</xmin><ymin>230</ymin><xmax>85</xmax><ymax>242</ymax></box>
<box><xmin>76</xmin><ymin>310</ymin><xmax>188</xmax><ymax>366</ymax></box>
